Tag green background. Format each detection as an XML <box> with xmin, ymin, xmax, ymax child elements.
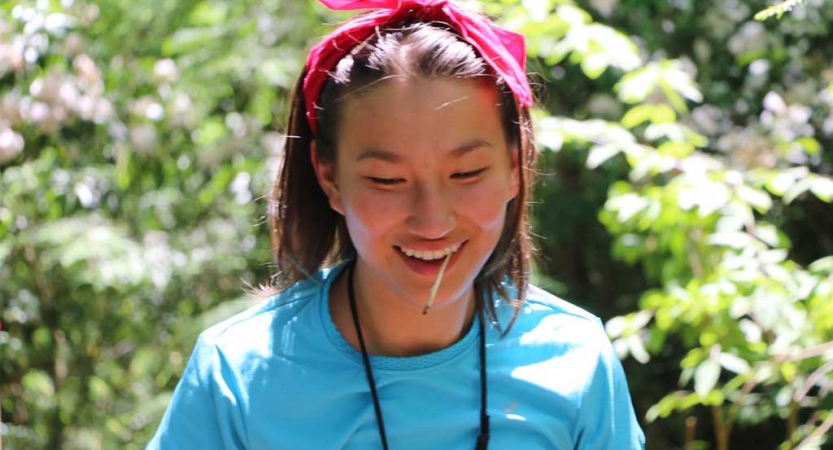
<box><xmin>1</xmin><ymin>0</ymin><xmax>832</xmax><ymax>448</ymax></box>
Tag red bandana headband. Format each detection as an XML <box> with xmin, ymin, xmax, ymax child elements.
<box><xmin>303</xmin><ymin>0</ymin><xmax>533</xmax><ymax>133</ymax></box>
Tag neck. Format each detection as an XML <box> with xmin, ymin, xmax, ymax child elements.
<box><xmin>330</xmin><ymin>262</ymin><xmax>477</xmax><ymax>357</ymax></box>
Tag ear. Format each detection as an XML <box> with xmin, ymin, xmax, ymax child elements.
<box><xmin>508</xmin><ymin>145</ymin><xmax>520</xmax><ymax>201</ymax></box>
<box><xmin>310</xmin><ymin>142</ymin><xmax>345</xmax><ymax>215</ymax></box>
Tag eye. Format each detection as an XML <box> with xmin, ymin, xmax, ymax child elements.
<box><xmin>367</xmin><ymin>177</ymin><xmax>405</xmax><ymax>186</ymax></box>
<box><xmin>451</xmin><ymin>168</ymin><xmax>487</xmax><ymax>179</ymax></box>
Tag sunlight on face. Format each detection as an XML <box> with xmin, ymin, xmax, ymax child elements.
<box><xmin>320</xmin><ymin>78</ymin><xmax>519</xmax><ymax>311</ymax></box>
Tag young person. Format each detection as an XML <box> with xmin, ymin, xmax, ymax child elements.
<box><xmin>147</xmin><ymin>1</ymin><xmax>646</xmax><ymax>448</ymax></box>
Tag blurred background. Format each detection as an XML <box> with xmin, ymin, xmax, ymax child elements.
<box><xmin>1</xmin><ymin>0</ymin><xmax>832</xmax><ymax>448</ymax></box>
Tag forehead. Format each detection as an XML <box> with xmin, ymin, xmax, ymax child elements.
<box><xmin>336</xmin><ymin>78</ymin><xmax>506</xmax><ymax>159</ymax></box>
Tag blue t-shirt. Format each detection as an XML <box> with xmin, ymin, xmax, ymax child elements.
<box><xmin>147</xmin><ymin>263</ymin><xmax>645</xmax><ymax>449</ymax></box>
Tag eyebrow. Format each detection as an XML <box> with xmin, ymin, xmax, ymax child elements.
<box><xmin>355</xmin><ymin>139</ymin><xmax>494</xmax><ymax>162</ymax></box>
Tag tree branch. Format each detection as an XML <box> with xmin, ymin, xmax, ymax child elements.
<box><xmin>795</xmin><ymin>412</ymin><xmax>833</xmax><ymax>450</ymax></box>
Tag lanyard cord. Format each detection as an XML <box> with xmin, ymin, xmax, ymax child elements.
<box><xmin>346</xmin><ymin>263</ymin><xmax>490</xmax><ymax>450</ymax></box>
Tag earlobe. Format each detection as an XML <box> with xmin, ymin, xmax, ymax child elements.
<box><xmin>310</xmin><ymin>142</ymin><xmax>345</xmax><ymax>215</ymax></box>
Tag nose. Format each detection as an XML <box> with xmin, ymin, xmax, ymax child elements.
<box><xmin>406</xmin><ymin>181</ymin><xmax>456</xmax><ymax>239</ymax></box>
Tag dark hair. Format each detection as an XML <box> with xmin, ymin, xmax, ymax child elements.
<box><xmin>267</xmin><ymin>19</ymin><xmax>537</xmax><ymax>332</ymax></box>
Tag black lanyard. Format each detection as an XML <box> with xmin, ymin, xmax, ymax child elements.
<box><xmin>347</xmin><ymin>263</ymin><xmax>490</xmax><ymax>450</ymax></box>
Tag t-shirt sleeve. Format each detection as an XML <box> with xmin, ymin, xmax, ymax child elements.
<box><xmin>574</xmin><ymin>318</ymin><xmax>646</xmax><ymax>450</ymax></box>
<box><xmin>145</xmin><ymin>335</ymin><xmax>247</xmax><ymax>450</ymax></box>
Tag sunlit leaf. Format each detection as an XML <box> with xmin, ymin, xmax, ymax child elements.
<box><xmin>718</xmin><ymin>353</ymin><xmax>751</xmax><ymax>375</ymax></box>
<box><xmin>809</xmin><ymin>256</ymin><xmax>833</xmax><ymax>274</ymax></box>
<box><xmin>606</xmin><ymin>316</ymin><xmax>626</xmax><ymax>338</ymax></box>
<box><xmin>810</xmin><ymin>176</ymin><xmax>833</xmax><ymax>202</ymax></box>
<box><xmin>627</xmin><ymin>334</ymin><xmax>651</xmax><ymax>363</ymax></box>
<box><xmin>766</xmin><ymin>171</ymin><xmax>795</xmax><ymax>196</ymax></box>
<box><xmin>556</xmin><ymin>4</ymin><xmax>591</xmax><ymax>26</ymax></box>
<box><xmin>621</xmin><ymin>105</ymin><xmax>652</xmax><ymax>129</ymax></box>
<box><xmin>739</xmin><ymin>319</ymin><xmax>763</xmax><ymax>343</ymax></box>
<box><xmin>797</xmin><ymin>137</ymin><xmax>821</xmax><ymax>155</ymax></box>
<box><xmin>622</xmin><ymin>104</ymin><xmax>677</xmax><ymax>128</ymax></box>
<box><xmin>736</xmin><ymin>185</ymin><xmax>773</xmax><ymax>213</ymax></box>
<box><xmin>708</xmin><ymin>231</ymin><xmax>754</xmax><ymax>249</ymax></box>
<box><xmin>754</xmin><ymin>0</ymin><xmax>806</xmax><ymax>21</ymax></box>
<box><xmin>779</xmin><ymin>362</ymin><xmax>797</xmax><ymax>383</ymax></box>
<box><xmin>162</xmin><ymin>27</ymin><xmax>219</xmax><ymax>56</ymax></box>
<box><xmin>587</xmin><ymin>144</ymin><xmax>621</xmax><ymax>169</ymax></box>
<box><xmin>694</xmin><ymin>359</ymin><xmax>721</xmax><ymax>398</ymax></box>
<box><xmin>607</xmin><ymin>192</ymin><xmax>650</xmax><ymax>222</ymax></box>
<box><xmin>616</xmin><ymin>65</ymin><xmax>659</xmax><ymax>104</ymax></box>
<box><xmin>783</xmin><ymin>177</ymin><xmax>813</xmax><ymax>204</ymax></box>
<box><xmin>189</xmin><ymin>2</ymin><xmax>228</xmax><ymax>26</ymax></box>
<box><xmin>661</xmin><ymin>63</ymin><xmax>703</xmax><ymax>103</ymax></box>
<box><xmin>616</xmin><ymin>61</ymin><xmax>702</xmax><ymax>111</ymax></box>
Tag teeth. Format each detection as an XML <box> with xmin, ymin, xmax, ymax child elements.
<box><xmin>399</xmin><ymin>242</ymin><xmax>462</xmax><ymax>261</ymax></box>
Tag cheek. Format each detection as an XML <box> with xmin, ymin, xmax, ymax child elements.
<box><xmin>457</xmin><ymin>185</ymin><xmax>509</xmax><ymax>230</ymax></box>
<box><xmin>341</xmin><ymin>190</ymin><xmax>400</xmax><ymax>239</ymax></box>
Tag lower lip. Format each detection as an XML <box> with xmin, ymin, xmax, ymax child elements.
<box><xmin>397</xmin><ymin>242</ymin><xmax>466</xmax><ymax>277</ymax></box>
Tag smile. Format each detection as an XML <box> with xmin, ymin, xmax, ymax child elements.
<box><xmin>397</xmin><ymin>242</ymin><xmax>464</xmax><ymax>261</ymax></box>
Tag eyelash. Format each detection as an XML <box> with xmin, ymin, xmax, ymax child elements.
<box><xmin>451</xmin><ymin>168</ymin><xmax>487</xmax><ymax>179</ymax></box>
<box><xmin>368</xmin><ymin>168</ymin><xmax>487</xmax><ymax>186</ymax></box>
<box><xmin>368</xmin><ymin>177</ymin><xmax>404</xmax><ymax>185</ymax></box>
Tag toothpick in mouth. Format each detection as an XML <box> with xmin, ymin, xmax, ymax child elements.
<box><xmin>422</xmin><ymin>252</ymin><xmax>452</xmax><ymax>315</ymax></box>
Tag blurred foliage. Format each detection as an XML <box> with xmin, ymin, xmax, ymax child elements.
<box><xmin>1</xmin><ymin>0</ymin><xmax>832</xmax><ymax>449</ymax></box>
<box><xmin>756</xmin><ymin>0</ymin><xmax>808</xmax><ymax>21</ymax></box>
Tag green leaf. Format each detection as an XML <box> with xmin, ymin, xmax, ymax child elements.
<box><xmin>606</xmin><ymin>315</ymin><xmax>626</xmax><ymax>338</ymax></box>
<box><xmin>162</xmin><ymin>27</ymin><xmax>218</xmax><ymax>56</ymax></box>
<box><xmin>260</xmin><ymin>58</ymin><xmax>297</xmax><ymax>89</ymax></box>
<box><xmin>809</xmin><ymin>256</ymin><xmax>833</xmax><ymax>274</ymax></box>
<box><xmin>195</xmin><ymin>118</ymin><xmax>227</xmax><ymax>146</ymax></box>
<box><xmin>21</xmin><ymin>370</ymin><xmax>55</xmax><ymax>397</ymax></box>
<box><xmin>30</xmin><ymin>216</ymin><xmax>151</xmax><ymax>290</ymax></box>
<box><xmin>621</xmin><ymin>105</ymin><xmax>653</xmax><ymax>128</ymax></box>
<box><xmin>754</xmin><ymin>0</ymin><xmax>806</xmax><ymax>21</ymax></box>
<box><xmin>765</xmin><ymin>171</ymin><xmax>795</xmax><ymax>196</ymax></box>
<box><xmin>0</xmin><ymin>240</ymin><xmax>11</xmax><ymax>266</ymax></box>
<box><xmin>661</xmin><ymin>63</ymin><xmax>703</xmax><ymax>103</ymax></box>
<box><xmin>556</xmin><ymin>5</ymin><xmax>592</xmax><ymax>26</ymax></box>
<box><xmin>783</xmin><ymin>177</ymin><xmax>812</xmax><ymax>204</ymax></box>
<box><xmin>718</xmin><ymin>353</ymin><xmax>751</xmax><ymax>375</ymax></box>
<box><xmin>646</xmin><ymin>391</ymin><xmax>690</xmax><ymax>422</ymax></box>
<box><xmin>616</xmin><ymin>65</ymin><xmax>658</xmax><ymax>104</ymax></box>
<box><xmin>581</xmin><ymin>51</ymin><xmax>609</xmax><ymax>79</ymax></box>
<box><xmin>188</xmin><ymin>2</ymin><xmax>228</xmax><ymax>26</ymax></box>
<box><xmin>809</xmin><ymin>176</ymin><xmax>833</xmax><ymax>202</ymax></box>
<box><xmin>694</xmin><ymin>359</ymin><xmax>721</xmax><ymax>398</ymax></box>
<box><xmin>780</xmin><ymin>362</ymin><xmax>797</xmax><ymax>382</ymax></box>
<box><xmin>250</xmin><ymin>86</ymin><xmax>277</xmax><ymax>126</ymax></box>
<box><xmin>621</xmin><ymin>104</ymin><xmax>677</xmax><ymax>129</ymax></box>
<box><xmin>699</xmin><ymin>330</ymin><xmax>718</xmax><ymax>347</ymax></box>
<box><xmin>584</xmin><ymin>24</ymin><xmax>641</xmax><ymax>72</ymax></box>
<box><xmin>703</xmin><ymin>389</ymin><xmax>725</xmax><ymax>406</ymax></box>
<box><xmin>736</xmin><ymin>185</ymin><xmax>773</xmax><ymax>213</ymax></box>
<box><xmin>660</xmin><ymin>80</ymin><xmax>689</xmax><ymax>113</ymax></box>
<box><xmin>797</xmin><ymin>137</ymin><xmax>821</xmax><ymax>155</ymax></box>
<box><xmin>607</xmin><ymin>192</ymin><xmax>650</xmax><ymax>222</ymax></box>
<box><xmin>587</xmin><ymin>144</ymin><xmax>621</xmax><ymax>169</ymax></box>
<box><xmin>627</xmin><ymin>334</ymin><xmax>650</xmax><ymax>363</ymax></box>
<box><xmin>656</xmin><ymin>141</ymin><xmax>694</xmax><ymax>158</ymax></box>
<box><xmin>751</xmin><ymin>223</ymin><xmax>782</xmax><ymax>248</ymax></box>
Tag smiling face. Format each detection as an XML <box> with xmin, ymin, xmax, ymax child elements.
<box><xmin>313</xmin><ymin>78</ymin><xmax>519</xmax><ymax>312</ymax></box>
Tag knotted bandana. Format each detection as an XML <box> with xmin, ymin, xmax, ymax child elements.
<box><xmin>303</xmin><ymin>0</ymin><xmax>533</xmax><ymax>132</ymax></box>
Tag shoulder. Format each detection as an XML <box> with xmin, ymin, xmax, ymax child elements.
<box><xmin>523</xmin><ymin>284</ymin><xmax>603</xmax><ymax>325</ymax></box>
<box><xmin>503</xmin><ymin>284</ymin><xmax>606</xmax><ymax>341</ymax></box>
<box><xmin>495</xmin><ymin>284</ymin><xmax>620</xmax><ymax>382</ymax></box>
<box><xmin>194</xmin><ymin>264</ymin><xmax>344</xmax><ymax>360</ymax></box>
<box><xmin>200</xmin><ymin>278</ymin><xmax>320</xmax><ymax>344</ymax></box>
